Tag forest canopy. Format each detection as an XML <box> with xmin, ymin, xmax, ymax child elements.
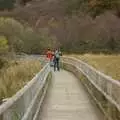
<box><xmin>0</xmin><ymin>0</ymin><xmax>120</xmax><ymax>54</ymax></box>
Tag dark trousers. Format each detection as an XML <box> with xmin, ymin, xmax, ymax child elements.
<box><xmin>54</xmin><ymin>58</ymin><xmax>60</xmax><ymax>71</ymax></box>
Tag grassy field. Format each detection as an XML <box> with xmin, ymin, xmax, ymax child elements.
<box><xmin>0</xmin><ymin>59</ymin><xmax>41</xmax><ymax>99</ymax></box>
<box><xmin>72</xmin><ymin>54</ymin><xmax>120</xmax><ymax>80</ymax></box>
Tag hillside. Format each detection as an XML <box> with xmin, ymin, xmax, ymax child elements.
<box><xmin>0</xmin><ymin>0</ymin><xmax>120</xmax><ymax>53</ymax></box>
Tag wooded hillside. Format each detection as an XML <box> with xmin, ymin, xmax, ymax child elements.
<box><xmin>0</xmin><ymin>0</ymin><xmax>120</xmax><ymax>54</ymax></box>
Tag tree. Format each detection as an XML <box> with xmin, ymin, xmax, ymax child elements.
<box><xmin>0</xmin><ymin>0</ymin><xmax>15</xmax><ymax>10</ymax></box>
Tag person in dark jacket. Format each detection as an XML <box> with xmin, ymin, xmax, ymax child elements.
<box><xmin>53</xmin><ymin>49</ymin><xmax>62</xmax><ymax>71</ymax></box>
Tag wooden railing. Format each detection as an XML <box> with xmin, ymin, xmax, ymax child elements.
<box><xmin>0</xmin><ymin>63</ymin><xmax>51</xmax><ymax>120</ymax></box>
<box><xmin>62</xmin><ymin>56</ymin><xmax>120</xmax><ymax>120</ymax></box>
<box><xmin>0</xmin><ymin>56</ymin><xmax>120</xmax><ymax>120</ymax></box>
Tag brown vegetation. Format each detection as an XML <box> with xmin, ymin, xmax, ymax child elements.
<box><xmin>0</xmin><ymin>0</ymin><xmax>120</xmax><ymax>53</ymax></box>
<box><xmin>0</xmin><ymin>59</ymin><xmax>41</xmax><ymax>99</ymax></box>
<box><xmin>74</xmin><ymin>54</ymin><xmax>120</xmax><ymax>80</ymax></box>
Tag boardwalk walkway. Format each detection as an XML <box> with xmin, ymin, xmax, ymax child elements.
<box><xmin>39</xmin><ymin>70</ymin><xmax>104</xmax><ymax>120</ymax></box>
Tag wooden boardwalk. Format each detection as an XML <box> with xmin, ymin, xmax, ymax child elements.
<box><xmin>39</xmin><ymin>70</ymin><xmax>104</xmax><ymax>120</ymax></box>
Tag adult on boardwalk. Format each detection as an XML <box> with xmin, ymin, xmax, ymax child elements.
<box><xmin>53</xmin><ymin>48</ymin><xmax>62</xmax><ymax>71</ymax></box>
<box><xmin>46</xmin><ymin>48</ymin><xmax>53</xmax><ymax>61</ymax></box>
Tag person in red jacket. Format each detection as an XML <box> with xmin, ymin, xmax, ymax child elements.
<box><xmin>46</xmin><ymin>48</ymin><xmax>53</xmax><ymax>62</ymax></box>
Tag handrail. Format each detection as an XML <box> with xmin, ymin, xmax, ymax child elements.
<box><xmin>62</xmin><ymin>56</ymin><xmax>120</xmax><ymax>112</ymax></box>
<box><xmin>0</xmin><ymin>63</ymin><xmax>51</xmax><ymax>120</ymax></box>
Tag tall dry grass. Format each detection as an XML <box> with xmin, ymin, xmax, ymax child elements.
<box><xmin>0</xmin><ymin>60</ymin><xmax>41</xmax><ymax>99</ymax></box>
<box><xmin>73</xmin><ymin>54</ymin><xmax>120</xmax><ymax>80</ymax></box>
